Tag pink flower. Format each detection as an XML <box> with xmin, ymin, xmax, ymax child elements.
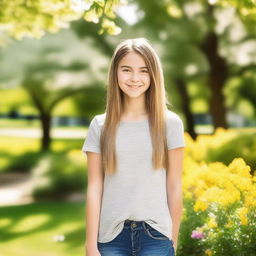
<box><xmin>191</xmin><ymin>230</ymin><xmax>204</xmax><ymax>239</ymax></box>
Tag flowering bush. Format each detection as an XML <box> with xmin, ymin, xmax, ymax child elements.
<box><xmin>184</xmin><ymin>128</ymin><xmax>256</xmax><ymax>173</ymax></box>
<box><xmin>180</xmin><ymin>156</ymin><xmax>256</xmax><ymax>255</ymax></box>
<box><xmin>183</xmin><ymin>127</ymin><xmax>238</xmax><ymax>163</ymax></box>
<box><xmin>178</xmin><ymin>129</ymin><xmax>256</xmax><ymax>256</ymax></box>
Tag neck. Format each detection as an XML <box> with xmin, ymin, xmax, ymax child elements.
<box><xmin>122</xmin><ymin>95</ymin><xmax>147</xmax><ymax>117</ymax></box>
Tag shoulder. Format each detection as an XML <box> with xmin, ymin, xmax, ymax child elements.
<box><xmin>166</xmin><ymin>109</ymin><xmax>183</xmax><ymax>124</ymax></box>
<box><xmin>165</xmin><ymin>110</ymin><xmax>184</xmax><ymax>133</ymax></box>
<box><xmin>165</xmin><ymin>110</ymin><xmax>186</xmax><ymax>149</ymax></box>
<box><xmin>92</xmin><ymin>112</ymin><xmax>106</xmax><ymax>128</ymax></box>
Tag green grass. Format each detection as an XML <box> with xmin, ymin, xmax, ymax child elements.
<box><xmin>0</xmin><ymin>136</ymin><xmax>40</xmax><ymax>172</ymax></box>
<box><xmin>0</xmin><ymin>118</ymin><xmax>40</xmax><ymax>128</ymax></box>
<box><xmin>0</xmin><ymin>201</ymin><xmax>86</xmax><ymax>256</ymax></box>
<box><xmin>0</xmin><ymin>136</ymin><xmax>85</xmax><ymax>173</ymax></box>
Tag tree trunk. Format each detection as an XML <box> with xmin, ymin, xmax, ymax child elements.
<box><xmin>40</xmin><ymin>112</ymin><xmax>52</xmax><ymax>151</ymax></box>
<box><xmin>175</xmin><ymin>78</ymin><xmax>197</xmax><ymax>140</ymax></box>
<box><xmin>199</xmin><ymin>4</ymin><xmax>228</xmax><ymax>129</ymax></box>
<box><xmin>200</xmin><ymin>31</ymin><xmax>228</xmax><ymax>129</ymax></box>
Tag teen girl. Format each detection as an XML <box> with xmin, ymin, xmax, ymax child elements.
<box><xmin>82</xmin><ymin>38</ymin><xmax>186</xmax><ymax>256</ymax></box>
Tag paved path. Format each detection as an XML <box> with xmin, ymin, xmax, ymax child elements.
<box><xmin>0</xmin><ymin>173</ymin><xmax>35</xmax><ymax>206</ymax></box>
<box><xmin>0</xmin><ymin>172</ymin><xmax>85</xmax><ymax>206</ymax></box>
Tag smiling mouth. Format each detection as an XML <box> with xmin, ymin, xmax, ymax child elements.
<box><xmin>127</xmin><ymin>84</ymin><xmax>143</xmax><ymax>88</ymax></box>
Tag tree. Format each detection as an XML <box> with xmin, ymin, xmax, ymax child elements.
<box><xmin>0</xmin><ymin>28</ymin><xmax>108</xmax><ymax>151</ymax></box>
<box><xmin>0</xmin><ymin>0</ymin><xmax>123</xmax><ymax>46</ymax></box>
<box><xmin>132</xmin><ymin>0</ymin><xmax>256</xmax><ymax>136</ymax></box>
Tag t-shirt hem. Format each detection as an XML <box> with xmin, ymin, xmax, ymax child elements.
<box><xmin>168</xmin><ymin>144</ymin><xmax>186</xmax><ymax>150</ymax></box>
<box><xmin>97</xmin><ymin>221</ymin><xmax>125</xmax><ymax>243</ymax></box>
<box><xmin>81</xmin><ymin>146</ymin><xmax>101</xmax><ymax>154</ymax></box>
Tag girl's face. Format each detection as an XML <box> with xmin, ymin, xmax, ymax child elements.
<box><xmin>117</xmin><ymin>51</ymin><xmax>151</xmax><ymax>99</ymax></box>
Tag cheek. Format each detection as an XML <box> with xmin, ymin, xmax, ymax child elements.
<box><xmin>117</xmin><ymin>71</ymin><xmax>129</xmax><ymax>83</ymax></box>
<box><xmin>144</xmin><ymin>75</ymin><xmax>151</xmax><ymax>85</ymax></box>
<box><xmin>117</xmin><ymin>72</ymin><xmax>123</xmax><ymax>84</ymax></box>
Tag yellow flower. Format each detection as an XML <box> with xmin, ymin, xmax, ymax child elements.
<box><xmin>207</xmin><ymin>217</ymin><xmax>217</xmax><ymax>228</ymax></box>
<box><xmin>236</xmin><ymin>207</ymin><xmax>248</xmax><ymax>225</ymax></box>
<box><xmin>194</xmin><ymin>200</ymin><xmax>208</xmax><ymax>212</ymax></box>
<box><xmin>244</xmin><ymin>194</ymin><xmax>256</xmax><ymax>208</ymax></box>
<box><xmin>205</xmin><ymin>249</ymin><xmax>213</xmax><ymax>256</ymax></box>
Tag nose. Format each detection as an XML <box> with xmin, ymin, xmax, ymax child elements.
<box><xmin>130</xmin><ymin>72</ymin><xmax>140</xmax><ymax>82</ymax></box>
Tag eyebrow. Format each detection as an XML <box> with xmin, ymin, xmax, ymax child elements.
<box><xmin>120</xmin><ymin>65</ymin><xmax>148</xmax><ymax>69</ymax></box>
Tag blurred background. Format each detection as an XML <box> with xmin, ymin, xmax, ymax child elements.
<box><xmin>0</xmin><ymin>0</ymin><xmax>256</xmax><ymax>255</ymax></box>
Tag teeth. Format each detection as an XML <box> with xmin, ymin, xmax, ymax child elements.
<box><xmin>128</xmin><ymin>85</ymin><xmax>141</xmax><ymax>88</ymax></box>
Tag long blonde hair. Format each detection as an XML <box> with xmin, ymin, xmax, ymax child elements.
<box><xmin>100</xmin><ymin>38</ymin><xmax>171</xmax><ymax>174</ymax></box>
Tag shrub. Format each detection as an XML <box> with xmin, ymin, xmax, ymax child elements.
<box><xmin>30</xmin><ymin>150</ymin><xmax>86</xmax><ymax>199</ymax></box>
<box><xmin>178</xmin><ymin>157</ymin><xmax>256</xmax><ymax>256</ymax></box>
<box><xmin>185</xmin><ymin>128</ymin><xmax>256</xmax><ymax>174</ymax></box>
<box><xmin>207</xmin><ymin>134</ymin><xmax>256</xmax><ymax>173</ymax></box>
<box><xmin>3</xmin><ymin>151</ymin><xmax>42</xmax><ymax>173</ymax></box>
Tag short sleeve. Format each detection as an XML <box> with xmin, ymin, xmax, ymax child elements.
<box><xmin>166</xmin><ymin>113</ymin><xmax>186</xmax><ymax>150</ymax></box>
<box><xmin>82</xmin><ymin>116</ymin><xmax>101</xmax><ymax>154</ymax></box>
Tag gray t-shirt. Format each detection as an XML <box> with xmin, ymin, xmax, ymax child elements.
<box><xmin>82</xmin><ymin>110</ymin><xmax>186</xmax><ymax>243</ymax></box>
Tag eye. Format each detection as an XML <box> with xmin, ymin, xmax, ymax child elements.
<box><xmin>141</xmin><ymin>69</ymin><xmax>149</xmax><ymax>73</ymax></box>
<box><xmin>122</xmin><ymin>69</ymin><xmax>130</xmax><ymax>72</ymax></box>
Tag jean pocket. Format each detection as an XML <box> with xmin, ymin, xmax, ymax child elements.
<box><xmin>144</xmin><ymin>226</ymin><xmax>169</xmax><ymax>240</ymax></box>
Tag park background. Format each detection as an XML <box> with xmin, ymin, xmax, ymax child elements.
<box><xmin>0</xmin><ymin>0</ymin><xmax>256</xmax><ymax>255</ymax></box>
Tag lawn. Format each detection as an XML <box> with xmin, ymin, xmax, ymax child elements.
<box><xmin>0</xmin><ymin>135</ymin><xmax>85</xmax><ymax>173</ymax></box>
<box><xmin>0</xmin><ymin>201</ymin><xmax>86</xmax><ymax>256</ymax></box>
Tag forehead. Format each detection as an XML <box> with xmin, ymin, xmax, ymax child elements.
<box><xmin>118</xmin><ymin>51</ymin><xmax>147</xmax><ymax>68</ymax></box>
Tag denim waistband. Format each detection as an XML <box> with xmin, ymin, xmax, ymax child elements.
<box><xmin>124</xmin><ymin>219</ymin><xmax>149</xmax><ymax>230</ymax></box>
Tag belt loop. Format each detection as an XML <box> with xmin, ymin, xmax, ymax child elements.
<box><xmin>142</xmin><ymin>221</ymin><xmax>147</xmax><ymax>230</ymax></box>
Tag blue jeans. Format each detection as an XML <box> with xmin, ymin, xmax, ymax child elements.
<box><xmin>97</xmin><ymin>220</ymin><xmax>175</xmax><ymax>256</ymax></box>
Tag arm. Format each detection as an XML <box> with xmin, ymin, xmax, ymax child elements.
<box><xmin>85</xmin><ymin>151</ymin><xmax>104</xmax><ymax>254</ymax></box>
<box><xmin>166</xmin><ymin>147</ymin><xmax>184</xmax><ymax>252</ymax></box>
